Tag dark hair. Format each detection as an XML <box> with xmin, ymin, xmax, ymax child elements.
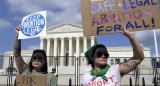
<box><xmin>88</xmin><ymin>45</ymin><xmax>107</xmax><ymax>68</ymax></box>
<box><xmin>29</xmin><ymin>49</ymin><xmax>48</xmax><ymax>73</ymax></box>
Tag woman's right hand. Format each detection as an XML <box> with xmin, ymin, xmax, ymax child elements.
<box><xmin>15</xmin><ymin>25</ymin><xmax>22</xmax><ymax>35</ymax></box>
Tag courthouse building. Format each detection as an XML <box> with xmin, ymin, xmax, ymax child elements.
<box><xmin>2</xmin><ymin>22</ymin><xmax>157</xmax><ymax>86</ymax></box>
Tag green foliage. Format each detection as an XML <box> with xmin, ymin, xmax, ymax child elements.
<box><xmin>6</xmin><ymin>66</ymin><xmax>17</xmax><ymax>72</ymax></box>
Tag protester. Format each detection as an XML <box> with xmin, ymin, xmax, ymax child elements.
<box><xmin>81</xmin><ymin>25</ymin><xmax>144</xmax><ymax>86</ymax></box>
<box><xmin>52</xmin><ymin>68</ymin><xmax>58</xmax><ymax>78</ymax></box>
<box><xmin>14</xmin><ymin>25</ymin><xmax>57</xmax><ymax>86</ymax></box>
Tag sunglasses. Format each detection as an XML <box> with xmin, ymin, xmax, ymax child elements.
<box><xmin>32</xmin><ymin>57</ymin><xmax>44</xmax><ymax>61</ymax></box>
<box><xmin>96</xmin><ymin>52</ymin><xmax>109</xmax><ymax>58</ymax></box>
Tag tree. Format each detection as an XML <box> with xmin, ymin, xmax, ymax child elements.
<box><xmin>6</xmin><ymin>66</ymin><xmax>17</xmax><ymax>73</ymax></box>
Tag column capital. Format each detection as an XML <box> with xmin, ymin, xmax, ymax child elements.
<box><xmin>76</xmin><ymin>36</ymin><xmax>80</xmax><ymax>39</ymax></box>
<box><xmin>47</xmin><ymin>38</ymin><xmax>51</xmax><ymax>40</ymax></box>
<box><xmin>91</xmin><ymin>36</ymin><xmax>95</xmax><ymax>39</ymax></box>
<box><xmin>40</xmin><ymin>38</ymin><xmax>44</xmax><ymax>40</ymax></box>
<box><xmin>83</xmin><ymin>37</ymin><xmax>87</xmax><ymax>40</ymax></box>
<box><xmin>61</xmin><ymin>37</ymin><xmax>64</xmax><ymax>39</ymax></box>
<box><xmin>54</xmin><ymin>37</ymin><xmax>58</xmax><ymax>40</ymax></box>
<box><xmin>69</xmin><ymin>37</ymin><xmax>73</xmax><ymax>41</ymax></box>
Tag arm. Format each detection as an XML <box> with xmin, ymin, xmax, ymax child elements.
<box><xmin>14</xmin><ymin>25</ymin><xmax>26</xmax><ymax>72</ymax></box>
<box><xmin>119</xmin><ymin>25</ymin><xmax>144</xmax><ymax>76</ymax></box>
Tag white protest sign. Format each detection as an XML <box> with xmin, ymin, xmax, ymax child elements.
<box><xmin>18</xmin><ymin>11</ymin><xmax>47</xmax><ymax>39</ymax></box>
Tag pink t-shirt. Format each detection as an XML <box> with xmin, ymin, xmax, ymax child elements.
<box><xmin>81</xmin><ymin>64</ymin><xmax>121</xmax><ymax>86</ymax></box>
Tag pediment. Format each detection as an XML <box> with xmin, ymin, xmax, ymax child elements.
<box><xmin>47</xmin><ymin>22</ymin><xmax>83</xmax><ymax>33</ymax></box>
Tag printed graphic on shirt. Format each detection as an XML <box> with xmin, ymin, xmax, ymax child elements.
<box><xmin>81</xmin><ymin>65</ymin><xmax>121</xmax><ymax>86</ymax></box>
<box><xmin>87</xmin><ymin>75</ymin><xmax>119</xmax><ymax>86</ymax></box>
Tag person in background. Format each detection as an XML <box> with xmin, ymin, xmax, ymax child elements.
<box><xmin>52</xmin><ymin>68</ymin><xmax>58</xmax><ymax>78</ymax></box>
<box><xmin>14</xmin><ymin>25</ymin><xmax>57</xmax><ymax>86</ymax></box>
<box><xmin>81</xmin><ymin>25</ymin><xmax>144</xmax><ymax>86</ymax></box>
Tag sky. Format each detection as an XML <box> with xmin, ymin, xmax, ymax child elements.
<box><xmin>0</xmin><ymin>0</ymin><xmax>160</xmax><ymax>57</ymax></box>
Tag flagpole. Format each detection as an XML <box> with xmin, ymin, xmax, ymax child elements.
<box><xmin>153</xmin><ymin>30</ymin><xmax>159</xmax><ymax>78</ymax></box>
<box><xmin>153</xmin><ymin>30</ymin><xmax>159</xmax><ymax>57</ymax></box>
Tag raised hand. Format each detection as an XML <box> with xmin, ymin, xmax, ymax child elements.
<box><xmin>121</xmin><ymin>25</ymin><xmax>134</xmax><ymax>39</ymax></box>
<box><xmin>15</xmin><ymin>25</ymin><xmax>22</xmax><ymax>35</ymax></box>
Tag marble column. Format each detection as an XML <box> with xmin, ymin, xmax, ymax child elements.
<box><xmin>54</xmin><ymin>37</ymin><xmax>58</xmax><ymax>56</ymax></box>
<box><xmin>76</xmin><ymin>37</ymin><xmax>80</xmax><ymax>56</ymax></box>
<box><xmin>40</xmin><ymin>38</ymin><xmax>44</xmax><ymax>49</ymax></box>
<box><xmin>83</xmin><ymin>37</ymin><xmax>87</xmax><ymax>53</ymax></box>
<box><xmin>47</xmin><ymin>38</ymin><xmax>51</xmax><ymax>56</ymax></box>
<box><xmin>54</xmin><ymin>37</ymin><xmax>58</xmax><ymax>66</ymax></box>
<box><xmin>75</xmin><ymin>37</ymin><xmax>80</xmax><ymax>86</ymax></box>
<box><xmin>69</xmin><ymin>37</ymin><xmax>73</xmax><ymax>66</ymax></box>
<box><xmin>51</xmin><ymin>40</ymin><xmax>54</xmax><ymax>66</ymax></box>
<box><xmin>60</xmin><ymin>37</ymin><xmax>65</xmax><ymax>66</ymax></box>
<box><xmin>91</xmin><ymin>36</ymin><xmax>95</xmax><ymax>46</ymax></box>
<box><xmin>47</xmin><ymin>38</ymin><xmax>51</xmax><ymax>66</ymax></box>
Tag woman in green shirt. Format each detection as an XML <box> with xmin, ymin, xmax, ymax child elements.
<box><xmin>14</xmin><ymin>25</ymin><xmax>57</xmax><ymax>86</ymax></box>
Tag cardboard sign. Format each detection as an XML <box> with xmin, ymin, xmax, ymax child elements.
<box><xmin>16</xmin><ymin>75</ymin><xmax>47</xmax><ymax>86</ymax></box>
<box><xmin>19</xmin><ymin>11</ymin><xmax>47</xmax><ymax>39</ymax></box>
<box><xmin>81</xmin><ymin>0</ymin><xmax>160</xmax><ymax>36</ymax></box>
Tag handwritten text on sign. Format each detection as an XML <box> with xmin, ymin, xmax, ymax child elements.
<box><xmin>16</xmin><ymin>75</ymin><xmax>47</xmax><ymax>86</ymax></box>
<box><xmin>80</xmin><ymin>0</ymin><xmax>160</xmax><ymax>36</ymax></box>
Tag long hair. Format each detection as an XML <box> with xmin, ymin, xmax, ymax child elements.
<box><xmin>88</xmin><ymin>44</ymin><xmax>107</xmax><ymax>69</ymax></box>
<box><xmin>29</xmin><ymin>49</ymin><xmax>48</xmax><ymax>74</ymax></box>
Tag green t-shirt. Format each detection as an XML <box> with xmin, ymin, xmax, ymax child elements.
<box><xmin>19</xmin><ymin>65</ymin><xmax>57</xmax><ymax>86</ymax></box>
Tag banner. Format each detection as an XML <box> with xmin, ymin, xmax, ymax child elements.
<box><xmin>19</xmin><ymin>11</ymin><xmax>47</xmax><ymax>39</ymax></box>
<box><xmin>16</xmin><ymin>75</ymin><xmax>47</xmax><ymax>86</ymax></box>
<box><xmin>81</xmin><ymin>0</ymin><xmax>160</xmax><ymax>36</ymax></box>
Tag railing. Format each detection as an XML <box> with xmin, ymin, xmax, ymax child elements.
<box><xmin>1</xmin><ymin>56</ymin><xmax>160</xmax><ymax>86</ymax></box>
